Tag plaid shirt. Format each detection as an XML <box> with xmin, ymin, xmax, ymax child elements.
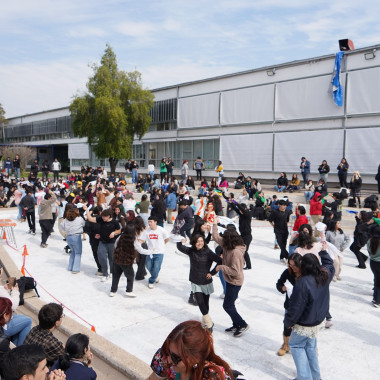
<box><xmin>24</xmin><ymin>326</ymin><xmax>64</xmax><ymax>367</ymax></box>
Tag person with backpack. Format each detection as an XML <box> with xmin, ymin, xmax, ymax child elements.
<box><xmin>194</xmin><ymin>157</ymin><xmax>204</xmax><ymax>180</ymax></box>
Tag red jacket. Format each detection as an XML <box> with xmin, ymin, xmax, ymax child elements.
<box><xmin>310</xmin><ymin>192</ymin><xmax>322</xmax><ymax>216</ymax></box>
<box><xmin>293</xmin><ymin>214</ymin><xmax>309</xmax><ymax>231</ymax></box>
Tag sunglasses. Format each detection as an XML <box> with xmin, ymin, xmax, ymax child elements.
<box><xmin>169</xmin><ymin>352</ymin><xmax>182</xmax><ymax>366</ymax></box>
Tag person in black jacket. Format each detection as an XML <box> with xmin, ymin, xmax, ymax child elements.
<box><xmin>268</xmin><ymin>200</ymin><xmax>291</xmax><ymax>262</ymax></box>
<box><xmin>285</xmin><ymin>249</ymin><xmax>334</xmax><ymax>380</ymax></box>
<box><xmin>324</xmin><ymin>192</ymin><xmax>342</xmax><ymax>221</ymax></box>
<box><xmin>350</xmin><ymin>210</ymin><xmax>372</xmax><ymax>268</ymax></box>
<box><xmin>229</xmin><ymin>202</ymin><xmax>253</xmax><ymax>269</ymax></box>
<box><xmin>177</xmin><ymin>234</ymin><xmax>222</xmax><ymax>332</ymax></box>
<box><xmin>318</xmin><ymin>160</ymin><xmax>330</xmax><ymax>183</ymax></box>
<box><xmin>337</xmin><ymin>158</ymin><xmax>349</xmax><ymax>188</ymax></box>
<box><xmin>276</xmin><ymin>252</ymin><xmax>302</xmax><ymax>356</ymax></box>
<box><xmin>177</xmin><ymin>201</ymin><xmax>194</xmax><ymax>239</ymax></box>
<box><xmin>376</xmin><ymin>164</ymin><xmax>380</xmax><ymax>194</ymax></box>
<box><xmin>19</xmin><ymin>188</ymin><xmax>36</xmax><ymax>235</ymax></box>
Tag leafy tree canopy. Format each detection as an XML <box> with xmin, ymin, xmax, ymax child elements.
<box><xmin>69</xmin><ymin>44</ymin><xmax>154</xmax><ymax>173</ymax></box>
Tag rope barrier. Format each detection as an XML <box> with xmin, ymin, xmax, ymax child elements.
<box><xmin>2</xmin><ymin>239</ymin><xmax>96</xmax><ymax>333</ymax></box>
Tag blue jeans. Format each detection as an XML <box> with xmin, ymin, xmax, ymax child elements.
<box><xmin>219</xmin><ymin>271</ymin><xmax>226</xmax><ymax>293</ymax></box>
<box><xmin>67</xmin><ymin>234</ymin><xmax>82</xmax><ymax>272</ymax></box>
<box><xmin>4</xmin><ymin>314</ymin><xmax>32</xmax><ymax>346</ymax></box>
<box><xmin>275</xmin><ymin>185</ymin><xmax>286</xmax><ymax>192</ymax></box>
<box><xmin>15</xmin><ymin>168</ymin><xmax>20</xmax><ymax>178</ymax></box>
<box><xmin>98</xmin><ymin>242</ymin><xmax>115</xmax><ymax>276</ymax></box>
<box><xmin>149</xmin><ymin>171</ymin><xmax>154</xmax><ymax>178</ymax></box>
<box><xmin>223</xmin><ymin>282</ymin><xmax>246</xmax><ymax>328</ymax></box>
<box><xmin>288</xmin><ymin>244</ymin><xmax>298</xmax><ymax>256</ymax></box>
<box><xmin>132</xmin><ymin>169</ymin><xmax>138</xmax><ymax>184</ymax></box>
<box><xmin>143</xmin><ymin>183</ymin><xmax>151</xmax><ymax>192</ymax></box>
<box><xmin>289</xmin><ymin>330</ymin><xmax>321</xmax><ymax>380</ymax></box>
<box><xmin>17</xmin><ymin>204</ymin><xmax>23</xmax><ymax>220</ymax></box>
<box><xmin>145</xmin><ymin>254</ymin><xmax>164</xmax><ymax>284</ymax></box>
<box><xmin>304</xmin><ymin>191</ymin><xmax>314</xmax><ymax>203</ymax></box>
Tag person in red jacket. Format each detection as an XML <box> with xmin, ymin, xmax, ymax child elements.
<box><xmin>310</xmin><ymin>192</ymin><xmax>323</xmax><ymax>225</ymax></box>
<box><xmin>293</xmin><ymin>204</ymin><xmax>309</xmax><ymax>232</ymax></box>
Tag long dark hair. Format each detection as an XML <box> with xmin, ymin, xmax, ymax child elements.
<box><xmin>288</xmin><ymin>252</ymin><xmax>302</xmax><ymax>275</ymax></box>
<box><xmin>134</xmin><ymin>216</ymin><xmax>146</xmax><ymax>234</ymax></box>
<box><xmin>301</xmin><ymin>253</ymin><xmax>329</xmax><ymax>286</ymax></box>
<box><xmin>222</xmin><ymin>229</ymin><xmax>245</xmax><ymax>251</ymax></box>
<box><xmin>327</xmin><ymin>220</ymin><xmax>343</xmax><ymax>234</ymax></box>
<box><xmin>113</xmin><ymin>224</ymin><xmax>137</xmax><ymax>266</ymax></box>
<box><xmin>161</xmin><ymin>320</ymin><xmax>233</xmax><ymax>380</ymax></box>
<box><xmin>297</xmin><ymin>231</ymin><xmax>314</xmax><ymax>250</ymax></box>
<box><xmin>369</xmin><ymin>237</ymin><xmax>380</xmax><ymax>256</ymax></box>
<box><xmin>58</xmin><ymin>333</ymin><xmax>89</xmax><ymax>371</ymax></box>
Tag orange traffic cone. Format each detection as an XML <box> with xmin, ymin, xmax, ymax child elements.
<box><xmin>22</xmin><ymin>246</ymin><xmax>29</xmax><ymax>256</ymax></box>
<box><xmin>2</xmin><ymin>230</ymin><xmax>6</xmax><ymax>240</ymax></box>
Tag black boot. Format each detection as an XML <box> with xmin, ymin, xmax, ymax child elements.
<box><xmin>188</xmin><ymin>292</ymin><xmax>198</xmax><ymax>306</ymax></box>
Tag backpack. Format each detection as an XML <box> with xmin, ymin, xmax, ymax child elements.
<box><xmin>234</xmin><ymin>182</ymin><xmax>243</xmax><ymax>189</ymax></box>
<box><xmin>16</xmin><ymin>276</ymin><xmax>40</xmax><ymax>305</ymax></box>
<box><xmin>348</xmin><ymin>198</ymin><xmax>356</xmax><ymax>208</ymax></box>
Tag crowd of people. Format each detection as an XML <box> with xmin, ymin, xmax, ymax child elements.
<box><xmin>0</xmin><ymin>156</ymin><xmax>380</xmax><ymax>379</ymax></box>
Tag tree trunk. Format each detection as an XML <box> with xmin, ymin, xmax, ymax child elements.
<box><xmin>109</xmin><ymin>157</ymin><xmax>119</xmax><ymax>175</ymax></box>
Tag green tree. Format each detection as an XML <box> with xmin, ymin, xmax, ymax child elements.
<box><xmin>0</xmin><ymin>103</ymin><xmax>7</xmax><ymax>144</ymax></box>
<box><xmin>69</xmin><ymin>45</ymin><xmax>154</xmax><ymax>174</ymax></box>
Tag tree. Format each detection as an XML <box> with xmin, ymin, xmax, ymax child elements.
<box><xmin>0</xmin><ymin>103</ymin><xmax>7</xmax><ymax>144</ymax></box>
<box><xmin>69</xmin><ymin>45</ymin><xmax>154</xmax><ymax>174</ymax></box>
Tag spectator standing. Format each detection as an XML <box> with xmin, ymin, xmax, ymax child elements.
<box><xmin>131</xmin><ymin>160</ymin><xmax>139</xmax><ymax>184</ymax></box>
<box><xmin>194</xmin><ymin>157</ymin><xmax>204</xmax><ymax>180</ymax></box>
<box><xmin>337</xmin><ymin>158</ymin><xmax>349</xmax><ymax>188</ymax></box>
<box><xmin>4</xmin><ymin>157</ymin><xmax>12</xmax><ymax>176</ymax></box>
<box><xmin>30</xmin><ymin>159</ymin><xmax>39</xmax><ymax>177</ymax></box>
<box><xmin>318</xmin><ymin>160</ymin><xmax>330</xmax><ymax>183</ymax></box>
<box><xmin>166</xmin><ymin>157</ymin><xmax>174</xmax><ymax>177</ymax></box>
<box><xmin>13</xmin><ymin>154</ymin><xmax>21</xmax><ymax>179</ymax></box>
<box><xmin>159</xmin><ymin>158</ymin><xmax>167</xmax><ymax>182</ymax></box>
<box><xmin>51</xmin><ymin>158</ymin><xmax>61</xmax><ymax>182</ymax></box>
<box><xmin>376</xmin><ymin>164</ymin><xmax>380</xmax><ymax>194</ymax></box>
<box><xmin>215</xmin><ymin>160</ymin><xmax>224</xmax><ymax>186</ymax></box>
<box><xmin>300</xmin><ymin>156</ymin><xmax>310</xmax><ymax>185</ymax></box>
<box><xmin>41</xmin><ymin>159</ymin><xmax>49</xmax><ymax>180</ymax></box>
<box><xmin>181</xmin><ymin>160</ymin><xmax>189</xmax><ymax>183</ymax></box>
<box><xmin>350</xmin><ymin>170</ymin><xmax>362</xmax><ymax>208</ymax></box>
<box><xmin>148</xmin><ymin>162</ymin><xmax>155</xmax><ymax>179</ymax></box>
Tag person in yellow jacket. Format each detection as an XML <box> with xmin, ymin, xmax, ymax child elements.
<box><xmin>215</xmin><ymin>161</ymin><xmax>224</xmax><ymax>186</ymax></box>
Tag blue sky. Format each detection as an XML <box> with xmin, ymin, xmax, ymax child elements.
<box><xmin>1</xmin><ymin>0</ymin><xmax>380</xmax><ymax>117</ymax></box>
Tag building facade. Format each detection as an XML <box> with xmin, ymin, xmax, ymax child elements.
<box><xmin>4</xmin><ymin>44</ymin><xmax>380</xmax><ymax>182</ymax></box>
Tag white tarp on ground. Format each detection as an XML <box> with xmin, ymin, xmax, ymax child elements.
<box><xmin>347</xmin><ymin>67</ymin><xmax>380</xmax><ymax>115</ymax></box>
<box><xmin>221</xmin><ymin>133</ymin><xmax>273</xmax><ymax>172</ymax></box>
<box><xmin>273</xmin><ymin>129</ymin><xmax>344</xmax><ymax>174</ymax></box>
<box><xmin>345</xmin><ymin>127</ymin><xmax>380</xmax><ymax>174</ymax></box>
<box><xmin>178</xmin><ymin>93</ymin><xmax>220</xmax><ymax>128</ymax></box>
<box><xmin>3</xmin><ymin>205</ymin><xmax>379</xmax><ymax>380</ymax></box>
<box><xmin>68</xmin><ymin>143</ymin><xmax>89</xmax><ymax>159</ymax></box>
<box><xmin>220</xmin><ymin>85</ymin><xmax>274</xmax><ymax>125</ymax></box>
<box><xmin>275</xmin><ymin>75</ymin><xmax>345</xmax><ymax>120</ymax></box>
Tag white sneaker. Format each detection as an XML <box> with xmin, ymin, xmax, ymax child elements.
<box><xmin>155</xmin><ymin>277</ymin><xmax>160</xmax><ymax>283</ymax></box>
<box><xmin>126</xmin><ymin>291</ymin><xmax>137</xmax><ymax>297</ymax></box>
<box><xmin>220</xmin><ymin>292</ymin><xmax>225</xmax><ymax>299</ymax></box>
<box><xmin>96</xmin><ymin>271</ymin><xmax>103</xmax><ymax>276</ymax></box>
<box><xmin>325</xmin><ymin>320</ymin><xmax>333</xmax><ymax>328</ymax></box>
<box><xmin>236</xmin><ymin>298</ymin><xmax>241</xmax><ymax>304</ymax></box>
<box><xmin>109</xmin><ymin>292</ymin><xmax>116</xmax><ymax>297</ymax></box>
<box><xmin>148</xmin><ymin>283</ymin><xmax>154</xmax><ymax>289</ymax></box>
<box><xmin>101</xmin><ymin>275</ymin><xmax>110</xmax><ymax>282</ymax></box>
